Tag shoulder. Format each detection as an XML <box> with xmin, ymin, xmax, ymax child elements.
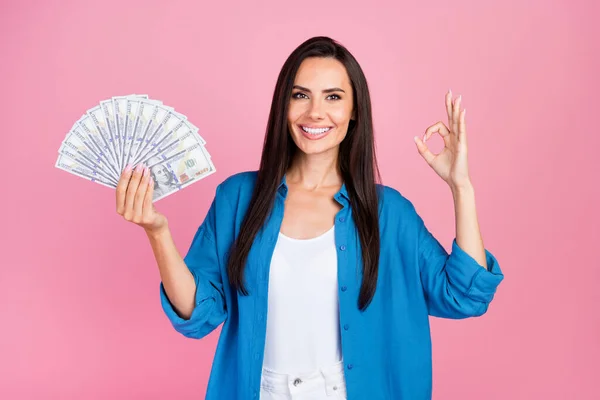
<box><xmin>376</xmin><ymin>183</ymin><xmax>415</xmax><ymax>211</ymax></box>
<box><xmin>213</xmin><ymin>170</ymin><xmax>258</xmax><ymax>204</ymax></box>
<box><xmin>375</xmin><ymin>183</ymin><xmax>420</xmax><ymax>227</ymax></box>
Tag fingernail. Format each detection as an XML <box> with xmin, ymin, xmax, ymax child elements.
<box><xmin>413</xmin><ymin>136</ymin><xmax>418</xmax><ymax>143</ymax></box>
<box><xmin>144</xmin><ymin>166</ymin><xmax>150</xmax><ymax>176</ymax></box>
<box><xmin>135</xmin><ymin>164</ymin><xmax>144</xmax><ymax>172</ymax></box>
<box><xmin>124</xmin><ymin>164</ymin><xmax>132</xmax><ymax>173</ymax></box>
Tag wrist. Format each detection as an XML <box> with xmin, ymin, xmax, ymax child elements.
<box><xmin>145</xmin><ymin>223</ymin><xmax>170</xmax><ymax>240</ymax></box>
<box><xmin>450</xmin><ymin>181</ymin><xmax>474</xmax><ymax>198</ymax></box>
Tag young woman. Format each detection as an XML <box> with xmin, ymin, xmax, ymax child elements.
<box><xmin>115</xmin><ymin>36</ymin><xmax>504</xmax><ymax>400</ymax></box>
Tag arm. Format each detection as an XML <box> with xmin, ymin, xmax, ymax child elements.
<box><xmin>157</xmin><ymin>186</ymin><xmax>228</xmax><ymax>338</ymax></box>
<box><xmin>415</xmin><ymin>188</ymin><xmax>504</xmax><ymax>319</ymax></box>
<box><xmin>453</xmin><ymin>183</ymin><xmax>487</xmax><ymax>269</ymax></box>
<box><xmin>147</xmin><ymin>226</ymin><xmax>196</xmax><ymax>320</ymax></box>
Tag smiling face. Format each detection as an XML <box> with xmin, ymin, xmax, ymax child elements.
<box><xmin>287</xmin><ymin>57</ymin><xmax>355</xmax><ymax>157</ymax></box>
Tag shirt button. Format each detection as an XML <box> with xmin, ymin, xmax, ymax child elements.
<box><xmin>258</xmin><ymin>314</ymin><xmax>263</xmax><ymax>321</ymax></box>
<box><xmin>254</xmin><ymin>352</ymin><xmax>259</xmax><ymax>360</ymax></box>
<box><xmin>340</xmin><ymin>245</ymin><xmax>346</xmax><ymax>251</ymax></box>
<box><xmin>347</xmin><ymin>364</ymin><xmax>353</xmax><ymax>370</ymax></box>
<box><xmin>341</xmin><ymin>286</ymin><xmax>347</xmax><ymax>292</ymax></box>
<box><xmin>339</xmin><ymin>217</ymin><xmax>345</xmax><ymax>222</ymax></box>
<box><xmin>344</xmin><ymin>324</ymin><xmax>349</xmax><ymax>330</ymax></box>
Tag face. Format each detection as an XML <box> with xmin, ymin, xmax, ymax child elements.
<box><xmin>287</xmin><ymin>57</ymin><xmax>355</xmax><ymax>157</ymax></box>
<box><xmin>151</xmin><ymin>164</ymin><xmax>172</xmax><ymax>185</ymax></box>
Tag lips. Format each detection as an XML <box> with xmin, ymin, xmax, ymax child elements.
<box><xmin>297</xmin><ymin>124</ymin><xmax>333</xmax><ymax>140</ymax></box>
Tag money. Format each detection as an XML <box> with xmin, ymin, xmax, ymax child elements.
<box><xmin>55</xmin><ymin>94</ymin><xmax>216</xmax><ymax>202</ymax></box>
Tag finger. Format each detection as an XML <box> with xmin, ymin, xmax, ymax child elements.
<box><xmin>143</xmin><ymin>176</ymin><xmax>155</xmax><ymax>216</ymax></box>
<box><xmin>423</xmin><ymin>121</ymin><xmax>451</xmax><ymax>142</ymax></box>
<box><xmin>414</xmin><ymin>135</ymin><xmax>436</xmax><ymax>165</ymax></box>
<box><xmin>458</xmin><ymin>108</ymin><xmax>467</xmax><ymax>144</ymax></box>
<box><xmin>116</xmin><ymin>164</ymin><xmax>133</xmax><ymax>215</ymax></box>
<box><xmin>133</xmin><ymin>166</ymin><xmax>150</xmax><ymax>223</ymax></box>
<box><xmin>123</xmin><ymin>163</ymin><xmax>145</xmax><ymax>220</ymax></box>
<box><xmin>446</xmin><ymin>89</ymin><xmax>453</xmax><ymax>128</ymax></box>
<box><xmin>452</xmin><ymin>95</ymin><xmax>462</xmax><ymax>135</ymax></box>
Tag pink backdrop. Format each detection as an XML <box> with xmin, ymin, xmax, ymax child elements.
<box><xmin>1</xmin><ymin>0</ymin><xmax>598</xmax><ymax>398</ymax></box>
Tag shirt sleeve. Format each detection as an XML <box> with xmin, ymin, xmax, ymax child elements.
<box><xmin>159</xmin><ymin>185</ymin><xmax>228</xmax><ymax>338</ymax></box>
<box><xmin>414</xmin><ymin>206</ymin><xmax>505</xmax><ymax>319</ymax></box>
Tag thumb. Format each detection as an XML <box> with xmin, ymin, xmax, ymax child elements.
<box><xmin>413</xmin><ymin>136</ymin><xmax>435</xmax><ymax>165</ymax></box>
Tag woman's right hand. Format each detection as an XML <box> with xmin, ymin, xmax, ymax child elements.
<box><xmin>116</xmin><ymin>163</ymin><xmax>168</xmax><ymax>234</ymax></box>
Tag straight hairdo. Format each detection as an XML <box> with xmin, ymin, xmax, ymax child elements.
<box><xmin>226</xmin><ymin>36</ymin><xmax>383</xmax><ymax>311</ymax></box>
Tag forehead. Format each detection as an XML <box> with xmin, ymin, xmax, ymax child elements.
<box><xmin>294</xmin><ymin>57</ymin><xmax>351</xmax><ymax>90</ymax></box>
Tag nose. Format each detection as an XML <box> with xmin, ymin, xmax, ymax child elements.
<box><xmin>308</xmin><ymin>99</ymin><xmax>325</xmax><ymax>119</ymax></box>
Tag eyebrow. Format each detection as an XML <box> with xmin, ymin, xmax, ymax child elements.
<box><xmin>292</xmin><ymin>85</ymin><xmax>345</xmax><ymax>94</ymax></box>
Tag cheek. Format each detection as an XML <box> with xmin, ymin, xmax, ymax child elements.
<box><xmin>330</xmin><ymin>106</ymin><xmax>352</xmax><ymax>124</ymax></box>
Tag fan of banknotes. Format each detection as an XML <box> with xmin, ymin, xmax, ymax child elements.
<box><xmin>55</xmin><ymin>94</ymin><xmax>216</xmax><ymax>202</ymax></box>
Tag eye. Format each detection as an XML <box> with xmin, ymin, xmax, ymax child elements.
<box><xmin>291</xmin><ymin>92</ymin><xmax>341</xmax><ymax>100</ymax></box>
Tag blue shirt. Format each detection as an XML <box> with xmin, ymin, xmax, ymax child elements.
<box><xmin>159</xmin><ymin>171</ymin><xmax>504</xmax><ymax>399</ymax></box>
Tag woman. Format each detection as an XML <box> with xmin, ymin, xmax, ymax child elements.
<box><xmin>115</xmin><ymin>36</ymin><xmax>504</xmax><ymax>400</ymax></box>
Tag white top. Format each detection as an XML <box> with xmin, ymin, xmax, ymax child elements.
<box><xmin>262</xmin><ymin>225</ymin><xmax>342</xmax><ymax>375</ymax></box>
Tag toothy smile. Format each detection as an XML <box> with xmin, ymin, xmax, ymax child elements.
<box><xmin>300</xmin><ymin>126</ymin><xmax>332</xmax><ymax>134</ymax></box>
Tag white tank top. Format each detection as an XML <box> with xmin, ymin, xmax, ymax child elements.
<box><xmin>262</xmin><ymin>225</ymin><xmax>342</xmax><ymax>375</ymax></box>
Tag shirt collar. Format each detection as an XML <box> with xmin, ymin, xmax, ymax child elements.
<box><xmin>277</xmin><ymin>174</ymin><xmax>349</xmax><ymax>202</ymax></box>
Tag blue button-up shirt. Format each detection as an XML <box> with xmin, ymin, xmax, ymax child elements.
<box><xmin>159</xmin><ymin>171</ymin><xmax>504</xmax><ymax>399</ymax></box>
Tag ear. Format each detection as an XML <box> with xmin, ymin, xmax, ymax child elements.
<box><xmin>351</xmin><ymin>109</ymin><xmax>356</xmax><ymax>121</ymax></box>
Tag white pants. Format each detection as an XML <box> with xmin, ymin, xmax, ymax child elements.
<box><xmin>259</xmin><ymin>360</ymin><xmax>348</xmax><ymax>399</ymax></box>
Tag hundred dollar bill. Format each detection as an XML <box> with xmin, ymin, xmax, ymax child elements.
<box><xmin>99</xmin><ymin>99</ymin><xmax>121</xmax><ymax>171</ymax></box>
<box><xmin>123</xmin><ymin>98</ymin><xmax>155</xmax><ymax>169</ymax></box>
<box><xmin>131</xmin><ymin>102</ymin><xmax>179</xmax><ymax>166</ymax></box>
<box><xmin>145</xmin><ymin>142</ymin><xmax>216</xmax><ymax>202</ymax></box>
<box><xmin>126</xmin><ymin>99</ymin><xmax>169</xmax><ymax>166</ymax></box>
<box><xmin>63</xmin><ymin>125</ymin><xmax>120</xmax><ymax>180</ymax></box>
<box><xmin>55</xmin><ymin>153</ymin><xmax>117</xmax><ymax>188</ymax></box>
<box><xmin>122</xmin><ymin>95</ymin><xmax>149</xmax><ymax>171</ymax></box>
<box><xmin>85</xmin><ymin>106</ymin><xmax>120</xmax><ymax>169</ymax></box>
<box><xmin>133</xmin><ymin>118</ymin><xmax>201</xmax><ymax>166</ymax></box>
<box><xmin>178</xmin><ymin>118</ymin><xmax>206</xmax><ymax>146</ymax></box>
<box><xmin>113</xmin><ymin>94</ymin><xmax>148</xmax><ymax>171</ymax></box>
<box><xmin>58</xmin><ymin>141</ymin><xmax>119</xmax><ymax>186</ymax></box>
<box><xmin>75</xmin><ymin>114</ymin><xmax>118</xmax><ymax>169</ymax></box>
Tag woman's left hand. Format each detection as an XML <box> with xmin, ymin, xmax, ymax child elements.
<box><xmin>414</xmin><ymin>90</ymin><xmax>472</xmax><ymax>190</ymax></box>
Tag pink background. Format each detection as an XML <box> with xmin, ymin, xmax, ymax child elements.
<box><xmin>1</xmin><ymin>0</ymin><xmax>598</xmax><ymax>398</ymax></box>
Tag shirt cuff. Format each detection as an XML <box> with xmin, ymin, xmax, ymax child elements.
<box><xmin>445</xmin><ymin>238</ymin><xmax>504</xmax><ymax>304</ymax></box>
<box><xmin>159</xmin><ymin>270</ymin><xmax>225</xmax><ymax>336</ymax></box>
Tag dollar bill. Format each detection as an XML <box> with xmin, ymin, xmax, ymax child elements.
<box><xmin>57</xmin><ymin>95</ymin><xmax>216</xmax><ymax>201</ymax></box>
<box><xmin>145</xmin><ymin>142</ymin><xmax>216</xmax><ymax>202</ymax></box>
<box><xmin>113</xmin><ymin>94</ymin><xmax>148</xmax><ymax>171</ymax></box>
<box><xmin>55</xmin><ymin>153</ymin><xmax>117</xmax><ymax>188</ymax></box>
<box><xmin>99</xmin><ymin>99</ymin><xmax>121</xmax><ymax>171</ymax></box>
<box><xmin>63</xmin><ymin>124</ymin><xmax>120</xmax><ymax>180</ymax></box>
<box><xmin>85</xmin><ymin>106</ymin><xmax>120</xmax><ymax>169</ymax></box>
<box><xmin>126</xmin><ymin>99</ymin><xmax>166</xmax><ymax>166</ymax></box>
<box><xmin>131</xmin><ymin>102</ymin><xmax>179</xmax><ymax>166</ymax></box>
<box><xmin>58</xmin><ymin>140</ymin><xmax>119</xmax><ymax>186</ymax></box>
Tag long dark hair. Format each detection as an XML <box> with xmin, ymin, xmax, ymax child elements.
<box><xmin>227</xmin><ymin>36</ymin><xmax>382</xmax><ymax>311</ymax></box>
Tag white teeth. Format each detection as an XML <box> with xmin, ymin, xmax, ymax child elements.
<box><xmin>301</xmin><ymin>126</ymin><xmax>331</xmax><ymax>134</ymax></box>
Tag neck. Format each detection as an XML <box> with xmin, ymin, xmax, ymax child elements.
<box><xmin>286</xmin><ymin>149</ymin><xmax>342</xmax><ymax>190</ymax></box>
